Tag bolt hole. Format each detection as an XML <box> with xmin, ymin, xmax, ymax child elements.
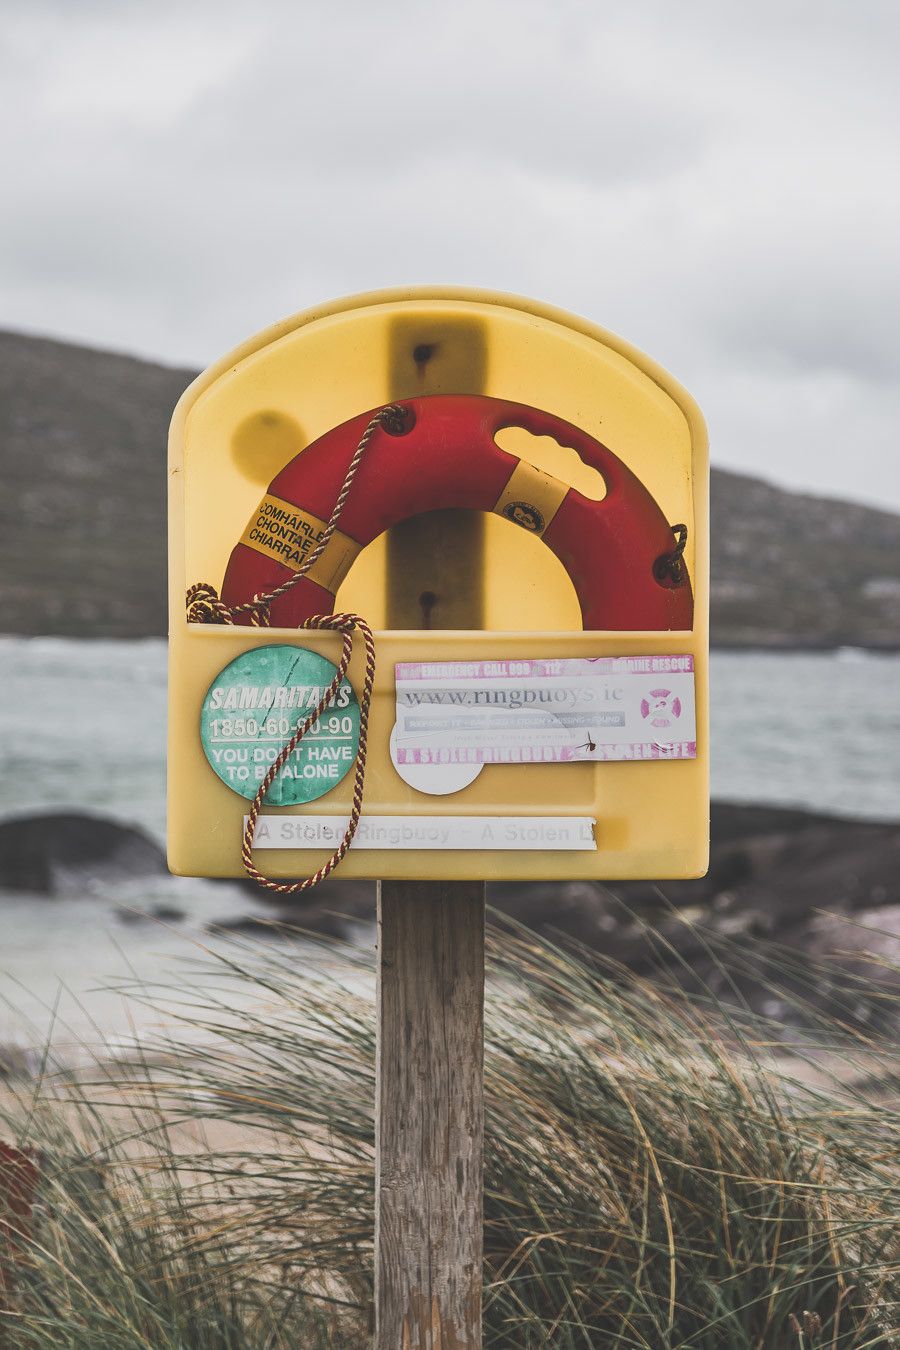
<box><xmin>384</xmin><ymin>405</ymin><xmax>416</xmax><ymax>436</ymax></box>
<box><xmin>419</xmin><ymin>591</ymin><xmax>438</xmax><ymax>628</ymax></box>
<box><xmin>413</xmin><ymin>343</ymin><xmax>437</xmax><ymax>366</ymax></box>
<box><xmin>653</xmin><ymin>556</ymin><xmax>685</xmax><ymax>585</ymax></box>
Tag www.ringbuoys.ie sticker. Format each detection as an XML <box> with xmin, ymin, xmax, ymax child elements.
<box><xmin>200</xmin><ymin>645</ymin><xmax>360</xmax><ymax>804</ymax></box>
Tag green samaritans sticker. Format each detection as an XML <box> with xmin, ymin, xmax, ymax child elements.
<box><xmin>200</xmin><ymin>645</ymin><xmax>360</xmax><ymax>805</ymax></box>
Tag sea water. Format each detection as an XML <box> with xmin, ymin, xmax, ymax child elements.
<box><xmin>1</xmin><ymin>637</ymin><xmax>897</xmax><ymax>832</ymax></box>
<box><xmin>0</xmin><ymin>637</ymin><xmax>898</xmax><ymax>1048</ymax></box>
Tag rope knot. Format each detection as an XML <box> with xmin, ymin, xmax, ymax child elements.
<box><xmin>185</xmin><ymin>582</ymin><xmax>271</xmax><ymax>626</ymax></box>
<box><xmin>185</xmin><ymin>582</ymin><xmax>233</xmax><ymax>625</ymax></box>
<box><xmin>380</xmin><ymin>402</ymin><xmax>414</xmax><ymax>436</ymax></box>
<box><xmin>654</xmin><ymin>523</ymin><xmax>689</xmax><ymax>585</ymax></box>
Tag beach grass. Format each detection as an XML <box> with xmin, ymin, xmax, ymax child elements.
<box><xmin>0</xmin><ymin>919</ymin><xmax>898</xmax><ymax>1348</ymax></box>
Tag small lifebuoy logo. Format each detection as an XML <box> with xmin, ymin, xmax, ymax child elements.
<box><xmin>640</xmin><ymin>687</ymin><xmax>682</xmax><ymax>729</ymax></box>
<box><xmin>503</xmin><ymin>500</ymin><xmax>544</xmax><ymax>533</ymax></box>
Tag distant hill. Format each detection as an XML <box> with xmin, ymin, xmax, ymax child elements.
<box><xmin>0</xmin><ymin>331</ymin><xmax>192</xmax><ymax>639</ymax></box>
<box><xmin>1</xmin><ymin>329</ymin><xmax>898</xmax><ymax>647</ymax></box>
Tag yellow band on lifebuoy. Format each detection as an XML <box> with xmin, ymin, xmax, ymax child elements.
<box><xmin>492</xmin><ymin>460</ymin><xmax>570</xmax><ymax>537</ymax></box>
<box><xmin>239</xmin><ymin>492</ymin><xmax>362</xmax><ymax>590</ymax></box>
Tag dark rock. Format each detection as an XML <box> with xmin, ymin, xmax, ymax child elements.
<box><xmin>14</xmin><ymin>799</ymin><xmax>887</xmax><ymax>1028</ymax></box>
<box><xmin>484</xmin><ymin>803</ymin><xmax>898</xmax><ymax>939</ymax></box>
<box><xmin>115</xmin><ymin>903</ymin><xmax>186</xmax><ymax>925</ymax></box>
<box><xmin>0</xmin><ymin>813</ymin><xmax>167</xmax><ymax>894</ymax></box>
<box><xmin>149</xmin><ymin>904</ymin><xmax>185</xmax><ymax>922</ymax></box>
<box><xmin>223</xmin><ymin>878</ymin><xmax>375</xmax><ymax>939</ymax></box>
<box><xmin>208</xmin><ymin>915</ymin><xmax>295</xmax><ymax>938</ymax></box>
<box><xmin>483</xmin><ymin>802</ymin><xmax>900</xmax><ymax>1028</ymax></box>
<box><xmin>0</xmin><ymin>1044</ymin><xmax>39</xmax><ymax>1079</ymax></box>
<box><xmin>234</xmin><ymin>804</ymin><xmax>900</xmax><ymax>956</ymax></box>
<box><xmin>795</xmin><ymin>903</ymin><xmax>900</xmax><ymax>1024</ymax></box>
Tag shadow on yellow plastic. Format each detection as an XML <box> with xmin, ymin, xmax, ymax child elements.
<box><xmin>231</xmin><ymin>409</ymin><xmax>306</xmax><ymax>487</ymax></box>
<box><xmin>339</xmin><ymin>512</ymin><xmax>585</xmax><ymax>633</ymax></box>
<box><xmin>168</xmin><ymin>288</ymin><xmax>708</xmax><ymax>882</ymax></box>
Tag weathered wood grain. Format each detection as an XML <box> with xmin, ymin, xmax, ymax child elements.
<box><xmin>375</xmin><ymin>880</ymin><xmax>485</xmax><ymax>1349</ymax></box>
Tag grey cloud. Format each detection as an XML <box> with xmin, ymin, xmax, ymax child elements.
<box><xmin>2</xmin><ymin>0</ymin><xmax>899</xmax><ymax>508</ymax></box>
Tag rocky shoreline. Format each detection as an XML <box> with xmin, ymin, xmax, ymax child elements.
<box><xmin>2</xmin><ymin>803</ymin><xmax>898</xmax><ymax>1028</ymax></box>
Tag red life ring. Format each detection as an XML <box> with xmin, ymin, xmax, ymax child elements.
<box><xmin>221</xmin><ymin>395</ymin><xmax>693</xmax><ymax>630</ymax></box>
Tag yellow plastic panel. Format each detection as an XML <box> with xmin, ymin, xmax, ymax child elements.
<box><xmin>168</xmin><ymin>288</ymin><xmax>708</xmax><ymax>881</ymax></box>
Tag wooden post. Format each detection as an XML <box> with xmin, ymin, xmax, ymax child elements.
<box><xmin>375</xmin><ymin>314</ymin><xmax>488</xmax><ymax>1347</ymax></box>
<box><xmin>375</xmin><ymin>881</ymin><xmax>485</xmax><ymax>1348</ymax></box>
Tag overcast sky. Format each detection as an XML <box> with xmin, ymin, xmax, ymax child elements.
<box><xmin>3</xmin><ymin>1</ymin><xmax>899</xmax><ymax>509</ymax></box>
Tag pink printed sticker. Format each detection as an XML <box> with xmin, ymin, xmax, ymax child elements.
<box><xmin>393</xmin><ymin>656</ymin><xmax>697</xmax><ymax>770</ymax></box>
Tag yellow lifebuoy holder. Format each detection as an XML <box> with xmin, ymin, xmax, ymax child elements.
<box><xmin>168</xmin><ymin>288</ymin><xmax>708</xmax><ymax>882</ymax></box>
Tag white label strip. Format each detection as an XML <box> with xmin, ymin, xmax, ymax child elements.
<box><xmin>245</xmin><ymin>815</ymin><xmax>596</xmax><ymax>851</ymax></box>
<box><xmin>394</xmin><ymin>656</ymin><xmax>696</xmax><ymax>764</ymax></box>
